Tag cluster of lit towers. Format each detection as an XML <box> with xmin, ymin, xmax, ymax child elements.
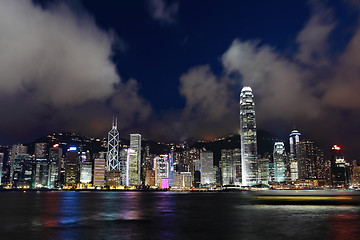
<box><xmin>0</xmin><ymin>87</ymin><xmax>358</xmax><ymax>190</ymax></box>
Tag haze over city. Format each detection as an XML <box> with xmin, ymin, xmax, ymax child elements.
<box><xmin>0</xmin><ymin>0</ymin><xmax>360</xmax><ymax>159</ymax></box>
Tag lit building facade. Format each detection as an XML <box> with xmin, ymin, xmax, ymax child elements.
<box><xmin>239</xmin><ymin>86</ymin><xmax>258</xmax><ymax>186</ymax></box>
<box><xmin>80</xmin><ymin>161</ymin><xmax>92</xmax><ymax>184</ymax></box>
<box><xmin>65</xmin><ymin>147</ymin><xmax>79</xmax><ymax>188</ymax></box>
<box><xmin>289</xmin><ymin>129</ymin><xmax>301</xmax><ymax>181</ymax></box>
<box><xmin>48</xmin><ymin>145</ymin><xmax>62</xmax><ymax>188</ymax></box>
<box><xmin>200</xmin><ymin>151</ymin><xmax>214</xmax><ymax>185</ymax></box>
<box><xmin>154</xmin><ymin>155</ymin><xmax>169</xmax><ymax>187</ymax></box>
<box><xmin>330</xmin><ymin>145</ymin><xmax>350</xmax><ymax>188</ymax></box>
<box><xmin>273</xmin><ymin>142</ymin><xmax>286</xmax><ymax>182</ymax></box>
<box><xmin>107</xmin><ymin>118</ymin><xmax>120</xmax><ymax>171</ymax></box>
<box><xmin>93</xmin><ymin>158</ymin><xmax>106</xmax><ymax>187</ymax></box>
<box><xmin>130</xmin><ymin>134</ymin><xmax>142</xmax><ymax>185</ymax></box>
<box><xmin>10</xmin><ymin>144</ymin><xmax>28</xmax><ymax>185</ymax></box>
<box><xmin>127</xmin><ymin>148</ymin><xmax>140</xmax><ymax>186</ymax></box>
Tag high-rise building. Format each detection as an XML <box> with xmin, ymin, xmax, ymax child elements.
<box><xmin>80</xmin><ymin>161</ymin><xmax>92</xmax><ymax>184</ymax></box>
<box><xmin>239</xmin><ymin>86</ymin><xmax>258</xmax><ymax>186</ymax></box>
<box><xmin>65</xmin><ymin>147</ymin><xmax>79</xmax><ymax>188</ymax></box>
<box><xmin>0</xmin><ymin>153</ymin><xmax>4</xmax><ymax>186</ymax></box>
<box><xmin>94</xmin><ymin>158</ymin><xmax>106</xmax><ymax>187</ymax></box>
<box><xmin>289</xmin><ymin>129</ymin><xmax>301</xmax><ymax>180</ymax></box>
<box><xmin>220</xmin><ymin>149</ymin><xmax>236</xmax><ymax>185</ymax></box>
<box><xmin>35</xmin><ymin>143</ymin><xmax>48</xmax><ymax>159</ymax></box>
<box><xmin>130</xmin><ymin>134</ymin><xmax>141</xmax><ymax>184</ymax></box>
<box><xmin>119</xmin><ymin>148</ymin><xmax>128</xmax><ymax>185</ymax></box>
<box><xmin>258</xmin><ymin>154</ymin><xmax>270</xmax><ymax>184</ymax></box>
<box><xmin>145</xmin><ymin>169</ymin><xmax>155</xmax><ymax>187</ymax></box>
<box><xmin>173</xmin><ymin>172</ymin><xmax>192</xmax><ymax>189</ymax></box>
<box><xmin>48</xmin><ymin>145</ymin><xmax>63</xmax><ymax>188</ymax></box>
<box><xmin>200</xmin><ymin>151</ymin><xmax>214</xmax><ymax>185</ymax></box>
<box><xmin>273</xmin><ymin>142</ymin><xmax>286</xmax><ymax>182</ymax></box>
<box><xmin>154</xmin><ymin>155</ymin><xmax>169</xmax><ymax>187</ymax></box>
<box><xmin>127</xmin><ymin>148</ymin><xmax>140</xmax><ymax>186</ymax></box>
<box><xmin>107</xmin><ymin>170</ymin><xmax>121</xmax><ymax>188</ymax></box>
<box><xmin>330</xmin><ymin>145</ymin><xmax>350</xmax><ymax>188</ymax></box>
<box><xmin>10</xmin><ymin>144</ymin><xmax>27</xmax><ymax>185</ymax></box>
<box><xmin>297</xmin><ymin>140</ymin><xmax>315</xmax><ymax>179</ymax></box>
<box><xmin>107</xmin><ymin>118</ymin><xmax>120</xmax><ymax>171</ymax></box>
<box><xmin>13</xmin><ymin>154</ymin><xmax>31</xmax><ymax>188</ymax></box>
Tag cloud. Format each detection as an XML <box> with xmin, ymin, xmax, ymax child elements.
<box><xmin>177</xmin><ymin>65</ymin><xmax>239</xmax><ymax>141</ymax></box>
<box><xmin>0</xmin><ymin>0</ymin><xmax>152</xmax><ymax>143</ymax></box>
<box><xmin>0</xmin><ymin>0</ymin><xmax>119</xmax><ymax>107</ymax></box>
<box><xmin>295</xmin><ymin>1</ymin><xmax>336</xmax><ymax>66</ymax></box>
<box><xmin>147</xmin><ymin>0</ymin><xmax>179</xmax><ymax>25</ymax></box>
<box><xmin>221</xmin><ymin>40</ymin><xmax>322</xmax><ymax>123</ymax></box>
<box><xmin>322</xmin><ymin>29</ymin><xmax>360</xmax><ymax>109</ymax></box>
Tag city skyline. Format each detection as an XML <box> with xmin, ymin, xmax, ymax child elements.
<box><xmin>0</xmin><ymin>0</ymin><xmax>360</xmax><ymax>158</ymax></box>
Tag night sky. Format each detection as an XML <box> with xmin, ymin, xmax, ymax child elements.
<box><xmin>0</xmin><ymin>0</ymin><xmax>360</xmax><ymax>158</ymax></box>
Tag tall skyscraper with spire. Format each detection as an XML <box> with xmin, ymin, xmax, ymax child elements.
<box><xmin>289</xmin><ymin>129</ymin><xmax>301</xmax><ymax>180</ymax></box>
<box><xmin>107</xmin><ymin>117</ymin><xmax>120</xmax><ymax>171</ymax></box>
<box><xmin>239</xmin><ymin>86</ymin><xmax>258</xmax><ymax>186</ymax></box>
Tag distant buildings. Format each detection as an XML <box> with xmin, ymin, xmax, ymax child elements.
<box><xmin>94</xmin><ymin>158</ymin><xmax>106</xmax><ymax>187</ymax></box>
<box><xmin>239</xmin><ymin>86</ymin><xmax>258</xmax><ymax>186</ymax></box>
<box><xmin>273</xmin><ymin>142</ymin><xmax>286</xmax><ymax>182</ymax></box>
<box><xmin>289</xmin><ymin>129</ymin><xmax>301</xmax><ymax>181</ymax></box>
<box><xmin>200</xmin><ymin>151</ymin><xmax>214</xmax><ymax>185</ymax></box>
<box><xmin>65</xmin><ymin>147</ymin><xmax>79</xmax><ymax>188</ymax></box>
<box><xmin>106</xmin><ymin>118</ymin><xmax>120</xmax><ymax>171</ymax></box>
<box><xmin>330</xmin><ymin>145</ymin><xmax>350</xmax><ymax>188</ymax></box>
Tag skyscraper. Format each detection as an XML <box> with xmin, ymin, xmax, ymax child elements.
<box><xmin>107</xmin><ymin>118</ymin><xmax>120</xmax><ymax>171</ymax></box>
<box><xmin>65</xmin><ymin>147</ymin><xmax>79</xmax><ymax>188</ymax></box>
<box><xmin>273</xmin><ymin>142</ymin><xmax>286</xmax><ymax>182</ymax></box>
<box><xmin>129</xmin><ymin>134</ymin><xmax>141</xmax><ymax>185</ymax></box>
<box><xmin>289</xmin><ymin>129</ymin><xmax>301</xmax><ymax>180</ymax></box>
<box><xmin>94</xmin><ymin>158</ymin><xmax>106</xmax><ymax>187</ymax></box>
<box><xmin>239</xmin><ymin>86</ymin><xmax>258</xmax><ymax>186</ymax></box>
<box><xmin>330</xmin><ymin>145</ymin><xmax>350</xmax><ymax>188</ymax></box>
<box><xmin>297</xmin><ymin>140</ymin><xmax>315</xmax><ymax>179</ymax></box>
<box><xmin>200</xmin><ymin>151</ymin><xmax>214</xmax><ymax>186</ymax></box>
<box><xmin>10</xmin><ymin>144</ymin><xmax>28</xmax><ymax>185</ymax></box>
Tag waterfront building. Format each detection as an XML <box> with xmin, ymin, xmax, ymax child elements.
<box><xmin>289</xmin><ymin>129</ymin><xmax>301</xmax><ymax>180</ymax></box>
<box><xmin>107</xmin><ymin>170</ymin><xmax>121</xmax><ymax>188</ymax></box>
<box><xmin>200</xmin><ymin>151</ymin><xmax>214</xmax><ymax>186</ymax></box>
<box><xmin>297</xmin><ymin>140</ymin><xmax>315</xmax><ymax>179</ymax></box>
<box><xmin>0</xmin><ymin>153</ymin><xmax>3</xmax><ymax>185</ymax></box>
<box><xmin>80</xmin><ymin>161</ymin><xmax>92</xmax><ymax>184</ymax></box>
<box><xmin>130</xmin><ymin>134</ymin><xmax>141</xmax><ymax>184</ymax></box>
<box><xmin>352</xmin><ymin>166</ymin><xmax>360</xmax><ymax>187</ymax></box>
<box><xmin>173</xmin><ymin>172</ymin><xmax>192</xmax><ymax>189</ymax></box>
<box><xmin>119</xmin><ymin>148</ymin><xmax>128</xmax><ymax>185</ymax></box>
<box><xmin>93</xmin><ymin>158</ymin><xmax>106</xmax><ymax>187</ymax></box>
<box><xmin>273</xmin><ymin>142</ymin><xmax>286</xmax><ymax>182</ymax></box>
<box><xmin>65</xmin><ymin>147</ymin><xmax>79</xmax><ymax>188</ymax></box>
<box><xmin>239</xmin><ymin>86</ymin><xmax>258</xmax><ymax>186</ymax></box>
<box><xmin>10</xmin><ymin>144</ymin><xmax>28</xmax><ymax>185</ymax></box>
<box><xmin>330</xmin><ymin>145</ymin><xmax>350</xmax><ymax>188</ymax></box>
<box><xmin>13</xmin><ymin>154</ymin><xmax>32</xmax><ymax>188</ymax></box>
<box><xmin>220</xmin><ymin>149</ymin><xmax>235</xmax><ymax>185</ymax></box>
<box><xmin>154</xmin><ymin>155</ymin><xmax>169</xmax><ymax>187</ymax></box>
<box><xmin>258</xmin><ymin>154</ymin><xmax>270</xmax><ymax>184</ymax></box>
<box><xmin>48</xmin><ymin>145</ymin><xmax>62</xmax><ymax>188</ymax></box>
<box><xmin>127</xmin><ymin>148</ymin><xmax>140</xmax><ymax>186</ymax></box>
<box><xmin>107</xmin><ymin>118</ymin><xmax>120</xmax><ymax>171</ymax></box>
<box><xmin>145</xmin><ymin>169</ymin><xmax>155</xmax><ymax>186</ymax></box>
<box><xmin>297</xmin><ymin>140</ymin><xmax>327</xmax><ymax>180</ymax></box>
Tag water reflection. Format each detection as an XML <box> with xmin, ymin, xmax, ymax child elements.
<box><xmin>2</xmin><ymin>192</ymin><xmax>360</xmax><ymax>240</ymax></box>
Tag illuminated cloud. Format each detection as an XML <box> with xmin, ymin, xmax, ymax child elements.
<box><xmin>147</xmin><ymin>0</ymin><xmax>179</xmax><ymax>25</ymax></box>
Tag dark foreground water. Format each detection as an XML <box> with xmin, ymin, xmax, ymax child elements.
<box><xmin>1</xmin><ymin>191</ymin><xmax>360</xmax><ymax>240</ymax></box>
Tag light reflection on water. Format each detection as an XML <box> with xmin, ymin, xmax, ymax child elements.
<box><xmin>0</xmin><ymin>191</ymin><xmax>360</xmax><ymax>240</ymax></box>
